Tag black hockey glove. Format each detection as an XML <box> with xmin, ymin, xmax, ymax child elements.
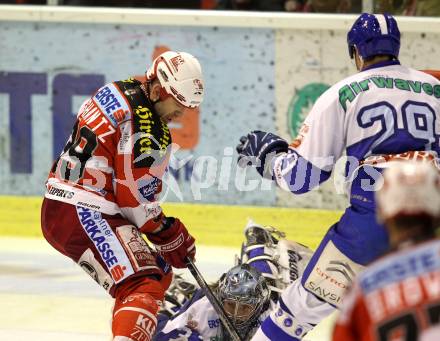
<box><xmin>236</xmin><ymin>130</ymin><xmax>288</xmax><ymax>177</ymax></box>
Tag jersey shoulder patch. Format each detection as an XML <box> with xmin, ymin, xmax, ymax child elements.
<box><xmin>114</xmin><ymin>78</ymin><xmax>172</xmax><ymax>169</ymax></box>
<box><xmin>93</xmin><ymin>81</ymin><xmax>131</xmax><ymax>127</ymax></box>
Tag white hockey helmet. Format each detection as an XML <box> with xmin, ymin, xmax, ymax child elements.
<box><xmin>376</xmin><ymin>161</ymin><xmax>440</xmax><ymax>222</ymax></box>
<box><xmin>146</xmin><ymin>51</ymin><xmax>204</xmax><ymax>108</ymax></box>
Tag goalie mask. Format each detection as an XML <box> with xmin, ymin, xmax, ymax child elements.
<box><xmin>217</xmin><ymin>264</ymin><xmax>270</xmax><ymax>338</ymax></box>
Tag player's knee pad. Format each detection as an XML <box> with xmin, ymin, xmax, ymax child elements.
<box><xmin>112</xmin><ymin>291</ymin><xmax>159</xmax><ymax>341</ymax></box>
<box><xmin>112</xmin><ymin>277</ymin><xmax>165</xmax><ymax>341</ymax></box>
<box><xmin>301</xmin><ymin>231</ymin><xmax>364</xmax><ymax>307</ymax></box>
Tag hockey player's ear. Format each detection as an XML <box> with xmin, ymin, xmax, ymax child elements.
<box><xmin>150</xmin><ymin>81</ymin><xmax>161</xmax><ymax>102</ymax></box>
<box><xmin>354</xmin><ymin>47</ymin><xmax>364</xmax><ymax>71</ymax></box>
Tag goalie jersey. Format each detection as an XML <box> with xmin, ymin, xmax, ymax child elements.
<box><xmin>333</xmin><ymin>238</ymin><xmax>440</xmax><ymax>341</ymax></box>
<box><xmin>45</xmin><ymin>78</ymin><xmax>171</xmax><ymax>233</ymax></box>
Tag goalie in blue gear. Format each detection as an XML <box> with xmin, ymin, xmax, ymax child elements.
<box><xmin>153</xmin><ymin>222</ymin><xmax>312</xmax><ymax>341</ymax></box>
<box><xmin>237</xmin><ymin>13</ymin><xmax>440</xmax><ymax>341</ymax></box>
<box><xmin>153</xmin><ymin>264</ymin><xmax>271</xmax><ymax>341</ymax></box>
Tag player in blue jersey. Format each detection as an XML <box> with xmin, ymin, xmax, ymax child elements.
<box><xmin>236</xmin><ymin>13</ymin><xmax>440</xmax><ymax>340</ymax></box>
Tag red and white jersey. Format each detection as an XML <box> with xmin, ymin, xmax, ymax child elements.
<box><xmin>333</xmin><ymin>238</ymin><xmax>440</xmax><ymax>341</ymax></box>
<box><xmin>46</xmin><ymin>78</ymin><xmax>171</xmax><ymax>233</ymax></box>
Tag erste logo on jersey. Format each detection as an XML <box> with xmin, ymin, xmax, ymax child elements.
<box><xmin>359</xmin><ymin>242</ymin><xmax>440</xmax><ymax>294</ymax></box>
<box><xmin>94</xmin><ymin>83</ymin><xmax>130</xmax><ymax>127</ymax></box>
<box><xmin>76</xmin><ymin>207</ymin><xmax>134</xmax><ymax>283</ymax></box>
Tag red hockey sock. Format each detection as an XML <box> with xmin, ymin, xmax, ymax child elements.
<box><xmin>112</xmin><ymin>277</ymin><xmax>164</xmax><ymax>341</ymax></box>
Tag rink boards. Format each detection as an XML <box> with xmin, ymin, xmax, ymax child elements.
<box><xmin>0</xmin><ymin>237</ymin><xmax>337</xmax><ymax>341</ymax></box>
<box><xmin>0</xmin><ymin>195</ymin><xmax>340</xmax><ymax>249</ymax></box>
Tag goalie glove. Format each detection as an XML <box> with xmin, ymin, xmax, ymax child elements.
<box><xmin>147</xmin><ymin>217</ymin><xmax>196</xmax><ymax>269</ymax></box>
<box><xmin>159</xmin><ymin>274</ymin><xmax>198</xmax><ymax>318</ymax></box>
<box><xmin>240</xmin><ymin>222</ymin><xmax>284</xmax><ymax>300</ymax></box>
<box><xmin>240</xmin><ymin>221</ymin><xmax>313</xmax><ymax>299</ymax></box>
<box><xmin>236</xmin><ymin>130</ymin><xmax>288</xmax><ymax>178</ymax></box>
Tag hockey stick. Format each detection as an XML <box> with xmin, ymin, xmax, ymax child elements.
<box><xmin>185</xmin><ymin>257</ymin><xmax>243</xmax><ymax>341</ymax></box>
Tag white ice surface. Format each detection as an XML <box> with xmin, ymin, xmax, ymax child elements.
<box><xmin>0</xmin><ymin>237</ymin><xmax>335</xmax><ymax>341</ymax></box>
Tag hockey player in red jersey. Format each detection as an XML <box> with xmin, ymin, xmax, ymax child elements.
<box><xmin>333</xmin><ymin>161</ymin><xmax>440</xmax><ymax>341</ymax></box>
<box><xmin>41</xmin><ymin>51</ymin><xmax>204</xmax><ymax>341</ymax></box>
